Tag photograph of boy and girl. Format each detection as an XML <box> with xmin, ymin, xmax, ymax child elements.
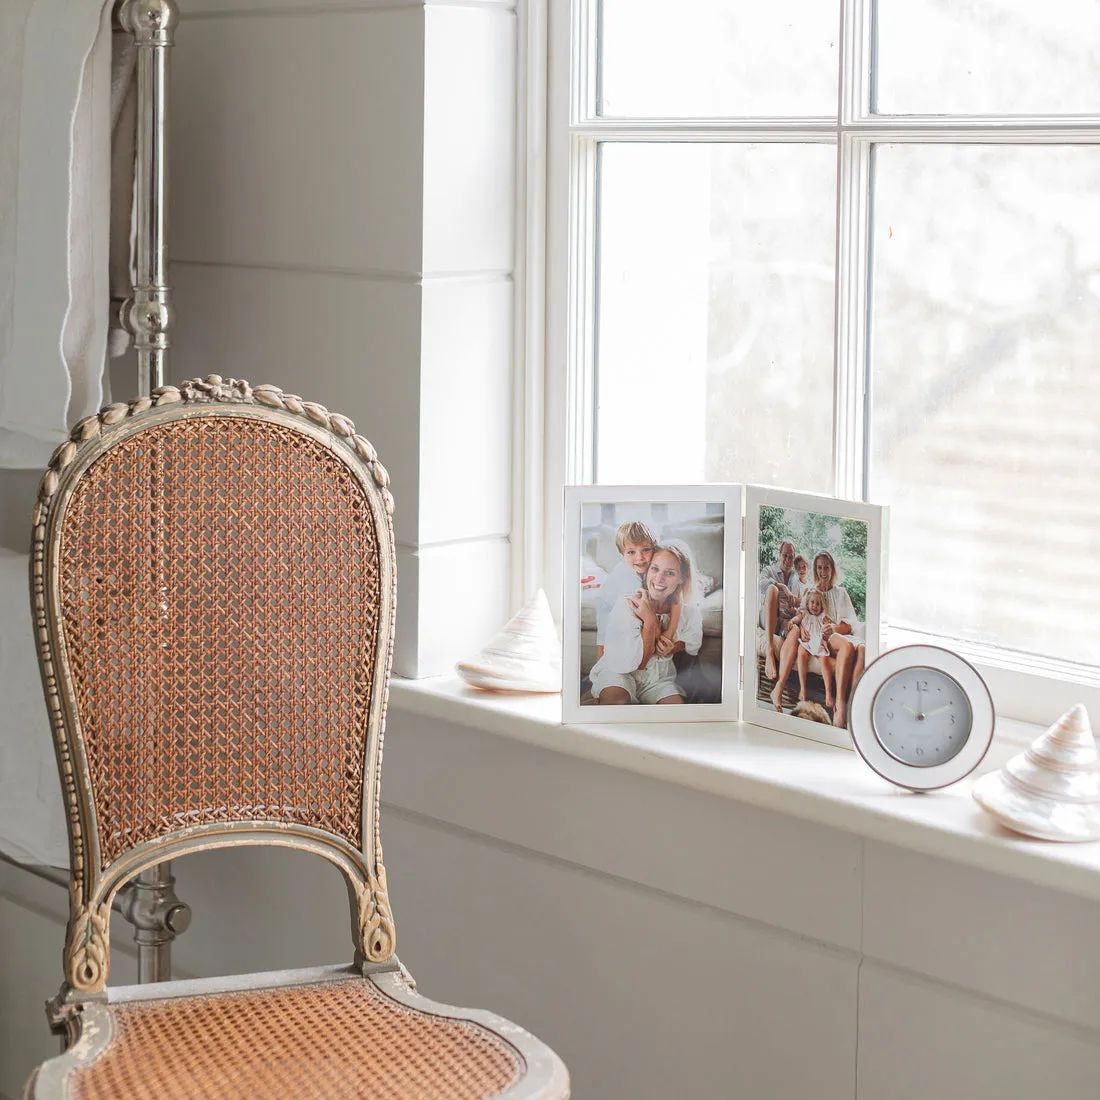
<box><xmin>576</xmin><ymin>501</ymin><xmax>727</xmax><ymax>707</ymax></box>
<box><xmin>754</xmin><ymin>504</ymin><xmax>871</xmax><ymax>731</ymax></box>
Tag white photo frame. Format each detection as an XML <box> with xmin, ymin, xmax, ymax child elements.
<box><xmin>742</xmin><ymin>485</ymin><xmax>886</xmax><ymax>749</ymax></box>
<box><xmin>562</xmin><ymin>486</ymin><xmax>743</xmax><ymax>723</ymax></box>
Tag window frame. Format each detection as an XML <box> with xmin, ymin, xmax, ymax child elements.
<box><xmin>536</xmin><ymin>0</ymin><xmax>1100</xmax><ymax>726</ymax></box>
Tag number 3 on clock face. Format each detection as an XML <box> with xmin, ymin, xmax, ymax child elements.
<box><xmin>849</xmin><ymin>645</ymin><xmax>994</xmax><ymax>791</ymax></box>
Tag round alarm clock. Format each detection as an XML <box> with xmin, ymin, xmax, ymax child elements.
<box><xmin>848</xmin><ymin>645</ymin><xmax>995</xmax><ymax>791</ymax></box>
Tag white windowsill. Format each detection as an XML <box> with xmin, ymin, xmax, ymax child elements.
<box><xmin>389</xmin><ymin>675</ymin><xmax>1100</xmax><ymax>903</ymax></box>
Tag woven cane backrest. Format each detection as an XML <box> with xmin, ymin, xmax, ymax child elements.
<box><xmin>32</xmin><ymin>378</ymin><xmax>398</xmax><ymax>992</ymax></box>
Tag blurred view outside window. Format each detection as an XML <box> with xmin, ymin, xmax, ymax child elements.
<box><xmin>579</xmin><ymin>0</ymin><xmax>1100</xmax><ymax>672</ymax></box>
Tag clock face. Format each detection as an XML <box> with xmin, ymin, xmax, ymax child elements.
<box><xmin>871</xmin><ymin>666</ymin><xmax>972</xmax><ymax>768</ymax></box>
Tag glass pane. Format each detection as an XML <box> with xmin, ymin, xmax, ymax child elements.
<box><xmin>869</xmin><ymin>144</ymin><xmax>1100</xmax><ymax>667</ymax></box>
<box><xmin>599</xmin><ymin>0</ymin><xmax>840</xmax><ymax>118</ymax></box>
<box><xmin>876</xmin><ymin>0</ymin><xmax>1100</xmax><ymax>115</ymax></box>
<box><xmin>595</xmin><ymin>143</ymin><xmax>837</xmax><ymax>491</ymax></box>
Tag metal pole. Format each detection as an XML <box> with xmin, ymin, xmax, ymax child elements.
<box><xmin>116</xmin><ymin>0</ymin><xmax>186</xmax><ymax>983</ymax></box>
<box><xmin>118</xmin><ymin>0</ymin><xmax>176</xmax><ymax>393</ymax></box>
<box><xmin>120</xmin><ymin>863</ymin><xmax>192</xmax><ymax>984</ymax></box>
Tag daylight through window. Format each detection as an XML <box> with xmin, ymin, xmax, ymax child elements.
<box><xmin>561</xmin><ymin>0</ymin><xmax>1100</xmax><ymax>678</ymax></box>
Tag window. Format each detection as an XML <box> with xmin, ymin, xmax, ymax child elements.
<box><xmin>543</xmin><ymin>0</ymin><xmax>1100</xmax><ymax>720</ymax></box>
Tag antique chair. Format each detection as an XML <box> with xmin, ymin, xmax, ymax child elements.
<box><xmin>24</xmin><ymin>376</ymin><xmax>570</xmax><ymax>1099</ymax></box>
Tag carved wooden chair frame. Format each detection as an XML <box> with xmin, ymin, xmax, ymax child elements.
<box><xmin>31</xmin><ymin>376</ymin><xmax>399</xmax><ymax>1007</ymax></box>
<box><xmin>28</xmin><ymin>376</ymin><xmax>569</xmax><ymax>1099</ymax></box>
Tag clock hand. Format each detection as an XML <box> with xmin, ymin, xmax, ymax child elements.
<box><xmin>902</xmin><ymin>704</ymin><xmax>918</xmax><ymax>716</ymax></box>
<box><xmin>926</xmin><ymin>704</ymin><xmax>953</xmax><ymax>717</ymax></box>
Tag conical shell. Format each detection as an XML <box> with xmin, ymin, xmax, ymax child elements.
<box><xmin>972</xmin><ymin>705</ymin><xmax>1100</xmax><ymax>842</ymax></box>
<box><xmin>455</xmin><ymin>589</ymin><xmax>561</xmax><ymax>693</ymax></box>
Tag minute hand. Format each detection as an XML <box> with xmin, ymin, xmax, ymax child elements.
<box><xmin>926</xmin><ymin>704</ymin><xmax>953</xmax><ymax>717</ymax></box>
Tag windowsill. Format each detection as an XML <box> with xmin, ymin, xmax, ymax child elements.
<box><xmin>389</xmin><ymin>675</ymin><xmax>1100</xmax><ymax>903</ymax></box>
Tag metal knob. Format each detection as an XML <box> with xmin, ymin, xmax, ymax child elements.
<box><xmin>164</xmin><ymin>902</ymin><xmax>191</xmax><ymax>935</ymax></box>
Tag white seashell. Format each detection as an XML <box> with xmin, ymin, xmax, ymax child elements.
<box><xmin>455</xmin><ymin>589</ymin><xmax>561</xmax><ymax>694</ymax></box>
<box><xmin>972</xmin><ymin>705</ymin><xmax>1100</xmax><ymax>842</ymax></box>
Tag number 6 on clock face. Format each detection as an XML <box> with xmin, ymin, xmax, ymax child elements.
<box><xmin>849</xmin><ymin>645</ymin><xmax>994</xmax><ymax>791</ymax></box>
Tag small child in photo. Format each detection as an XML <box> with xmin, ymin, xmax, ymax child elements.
<box><xmin>792</xmin><ymin>555</ymin><xmax>810</xmax><ymax>598</ymax></box>
<box><xmin>791</xmin><ymin>588</ymin><xmax>835</xmax><ymax>709</ymax></box>
<box><xmin>594</xmin><ymin>521</ymin><xmax>657</xmax><ymax>660</ymax></box>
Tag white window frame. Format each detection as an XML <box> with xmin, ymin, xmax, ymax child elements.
<box><xmin>532</xmin><ymin>0</ymin><xmax>1100</xmax><ymax>727</ymax></box>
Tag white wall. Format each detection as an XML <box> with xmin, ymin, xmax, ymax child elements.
<box><xmin>169</xmin><ymin>0</ymin><xmax>517</xmax><ymax>677</ymax></box>
<box><xmin>4</xmin><ymin>704</ymin><xmax>1100</xmax><ymax>1098</ymax></box>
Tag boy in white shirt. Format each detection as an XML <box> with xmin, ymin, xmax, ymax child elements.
<box><xmin>595</xmin><ymin>521</ymin><xmax>657</xmax><ymax>661</ymax></box>
<box><xmin>790</xmin><ymin>555</ymin><xmax>810</xmax><ymax>600</ymax></box>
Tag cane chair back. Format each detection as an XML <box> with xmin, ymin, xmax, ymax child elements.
<box><xmin>31</xmin><ymin>377</ymin><xmax>397</xmax><ymax>994</ymax></box>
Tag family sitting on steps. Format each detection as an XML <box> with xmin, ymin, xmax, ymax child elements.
<box><xmin>759</xmin><ymin>540</ymin><xmax>865</xmax><ymax>729</ymax></box>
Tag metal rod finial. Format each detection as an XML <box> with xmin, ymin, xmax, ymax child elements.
<box><xmin>118</xmin><ymin>0</ymin><xmax>179</xmax><ymax>46</ymax></box>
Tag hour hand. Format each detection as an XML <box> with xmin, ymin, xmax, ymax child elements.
<box><xmin>902</xmin><ymin>703</ymin><xmax>918</xmax><ymax>716</ymax></box>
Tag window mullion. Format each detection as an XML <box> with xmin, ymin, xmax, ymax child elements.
<box><xmin>566</xmin><ymin>134</ymin><xmax>599</xmax><ymax>487</ymax></box>
<box><xmin>833</xmin><ymin>0</ymin><xmax>874</xmax><ymax>499</ymax></box>
<box><xmin>840</xmin><ymin>0</ymin><xmax>873</xmax><ymax>123</ymax></box>
<box><xmin>572</xmin><ymin>0</ymin><xmax>598</xmax><ymax>124</ymax></box>
<box><xmin>833</xmin><ymin>134</ymin><xmax>873</xmax><ymax>500</ymax></box>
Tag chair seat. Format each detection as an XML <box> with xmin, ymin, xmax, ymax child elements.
<box><xmin>31</xmin><ymin>969</ymin><xmax>566</xmax><ymax>1100</ymax></box>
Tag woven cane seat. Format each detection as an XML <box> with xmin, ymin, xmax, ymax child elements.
<box><xmin>61</xmin><ymin>977</ymin><xmax>524</xmax><ymax>1100</ymax></box>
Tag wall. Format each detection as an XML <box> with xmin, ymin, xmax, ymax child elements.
<box><xmin>169</xmin><ymin>0</ymin><xmax>516</xmax><ymax>677</ymax></box>
<box><xmin>4</xmin><ymin>705</ymin><xmax>1100</xmax><ymax>1098</ymax></box>
<box><xmin>1</xmin><ymin>0</ymin><xmax>518</xmax><ymax>676</ymax></box>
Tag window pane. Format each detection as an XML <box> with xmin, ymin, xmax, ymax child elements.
<box><xmin>598</xmin><ymin>0</ymin><xmax>839</xmax><ymax>118</ymax></box>
<box><xmin>875</xmin><ymin>0</ymin><xmax>1100</xmax><ymax>115</ymax></box>
<box><xmin>868</xmin><ymin>144</ymin><xmax>1100</xmax><ymax>666</ymax></box>
<box><xmin>595</xmin><ymin>143</ymin><xmax>836</xmax><ymax>491</ymax></box>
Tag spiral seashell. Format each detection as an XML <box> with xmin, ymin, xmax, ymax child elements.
<box><xmin>973</xmin><ymin>705</ymin><xmax>1100</xmax><ymax>841</ymax></box>
<box><xmin>455</xmin><ymin>590</ymin><xmax>561</xmax><ymax>693</ymax></box>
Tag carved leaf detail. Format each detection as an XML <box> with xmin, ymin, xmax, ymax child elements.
<box><xmin>357</xmin><ymin>864</ymin><xmax>396</xmax><ymax>963</ymax></box>
<box><xmin>65</xmin><ymin>885</ymin><xmax>111</xmax><ymax>992</ymax></box>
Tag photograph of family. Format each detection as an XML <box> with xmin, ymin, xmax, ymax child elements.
<box><xmin>563</xmin><ymin>489</ymin><xmax>740</xmax><ymax>722</ymax></box>
<box><xmin>746</xmin><ymin>489</ymin><xmax>884</xmax><ymax>741</ymax></box>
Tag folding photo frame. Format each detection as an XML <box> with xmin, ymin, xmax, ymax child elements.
<box><xmin>562</xmin><ymin>483</ymin><xmax>887</xmax><ymax>750</ymax></box>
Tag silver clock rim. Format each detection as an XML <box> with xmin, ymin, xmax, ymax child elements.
<box><xmin>870</xmin><ymin>668</ymin><xmax>973</xmax><ymax>768</ymax></box>
<box><xmin>849</xmin><ymin>644</ymin><xmax>995</xmax><ymax>791</ymax></box>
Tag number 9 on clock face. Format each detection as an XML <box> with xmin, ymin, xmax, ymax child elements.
<box><xmin>849</xmin><ymin>645</ymin><xmax>994</xmax><ymax>791</ymax></box>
